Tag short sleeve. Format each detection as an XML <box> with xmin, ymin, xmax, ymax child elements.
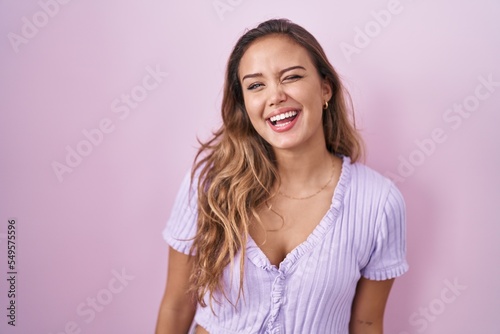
<box><xmin>162</xmin><ymin>171</ymin><xmax>198</xmax><ymax>255</ymax></box>
<box><xmin>361</xmin><ymin>183</ymin><xmax>409</xmax><ymax>280</ymax></box>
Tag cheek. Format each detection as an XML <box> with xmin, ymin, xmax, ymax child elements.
<box><xmin>287</xmin><ymin>82</ymin><xmax>322</xmax><ymax>106</ymax></box>
<box><xmin>245</xmin><ymin>109</ymin><xmax>263</xmax><ymax>131</ymax></box>
<box><xmin>243</xmin><ymin>94</ymin><xmax>265</xmax><ymax>120</ymax></box>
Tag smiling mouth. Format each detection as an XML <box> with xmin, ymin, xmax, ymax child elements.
<box><xmin>269</xmin><ymin>110</ymin><xmax>299</xmax><ymax>126</ymax></box>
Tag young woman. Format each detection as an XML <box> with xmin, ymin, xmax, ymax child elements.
<box><xmin>156</xmin><ymin>18</ymin><xmax>408</xmax><ymax>334</ymax></box>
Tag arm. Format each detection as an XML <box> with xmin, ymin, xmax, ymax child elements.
<box><xmin>155</xmin><ymin>247</ymin><xmax>197</xmax><ymax>334</ymax></box>
<box><xmin>349</xmin><ymin>277</ymin><xmax>395</xmax><ymax>334</ymax></box>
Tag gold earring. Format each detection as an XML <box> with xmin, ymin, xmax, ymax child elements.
<box><xmin>323</xmin><ymin>101</ymin><xmax>329</xmax><ymax>110</ymax></box>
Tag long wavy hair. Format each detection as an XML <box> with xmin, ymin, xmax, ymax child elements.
<box><xmin>189</xmin><ymin>18</ymin><xmax>363</xmax><ymax>309</ymax></box>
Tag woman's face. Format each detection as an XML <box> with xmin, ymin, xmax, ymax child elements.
<box><xmin>238</xmin><ymin>35</ymin><xmax>332</xmax><ymax>153</ymax></box>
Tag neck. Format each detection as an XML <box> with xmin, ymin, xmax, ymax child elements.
<box><xmin>274</xmin><ymin>145</ymin><xmax>334</xmax><ymax>195</ymax></box>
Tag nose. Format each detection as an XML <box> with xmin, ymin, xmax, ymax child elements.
<box><xmin>268</xmin><ymin>83</ymin><xmax>287</xmax><ymax>107</ymax></box>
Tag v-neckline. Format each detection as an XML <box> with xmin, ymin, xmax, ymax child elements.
<box><xmin>246</xmin><ymin>156</ymin><xmax>352</xmax><ymax>273</ymax></box>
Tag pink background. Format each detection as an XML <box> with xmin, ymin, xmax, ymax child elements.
<box><xmin>1</xmin><ymin>1</ymin><xmax>499</xmax><ymax>333</ymax></box>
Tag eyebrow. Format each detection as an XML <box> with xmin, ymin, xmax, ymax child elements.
<box><xmin>241</xmin><ymin>65</ymin><xmax>306</xmax><ymax>82</ymax></box>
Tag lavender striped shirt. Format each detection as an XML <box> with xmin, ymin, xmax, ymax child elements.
<box><xmin>163</xmin><ymin>156</ymin><xmax>409</xmax><ymax>333</ymax></box>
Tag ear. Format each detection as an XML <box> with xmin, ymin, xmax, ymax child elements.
<box><xmin>321</xmin><ymin>79</ymin><xmax>333</xmax><ymax>103</ymax></box>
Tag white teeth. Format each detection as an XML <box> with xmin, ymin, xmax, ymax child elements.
<box><xmin>270</xmin><ymin>110</ymin><xmax>298</xmax><ymax>123</ymax></box>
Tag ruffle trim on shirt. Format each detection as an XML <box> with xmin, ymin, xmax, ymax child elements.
<box><xmin>162</xmin><ymin>169</ymin><xmax>200</xmax><ymax>256</ymax></box>
<box><xmin>164</xmin><ymin>233</ymin><xmax>194</xmax><ymax>255</ymax></box>
<box><xmin>362</xmin><ymin>260</ymin><xmax>409</xmax><ymax>281</ymax></box>
<box><xmin>279</xmin><ymin>155</ymin><xmax>352</xmax><ymax>273</ymax></box>
<box><xmin>246</xmin><ymin>155</ymin><xmax>353</xmax><ymax>273</ymax></box>
<box><xmin>265</xmin><ymin>271</ymin><xmax>287</xmax><ymax>333</ymax></box>
<box><xmin>258</xmin><ymin>157</ymin><xmax>354</xmax><ymax>333</ymax></box>
<box><xmin>246</xmin><ymin>237</ymin><xmax>274</xmax><ymax>270</ymax></box>
<box><xmin>247</xmin><ymin>157</ymin><xmax>352</xmax><ymax>273</ymax></box>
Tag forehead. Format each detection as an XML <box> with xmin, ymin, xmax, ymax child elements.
<box><xmin>239</xmin><ymin>35</ymin><xmax>314</xmax><ymax>77</ymax></box>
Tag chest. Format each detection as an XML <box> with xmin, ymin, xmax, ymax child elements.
<box><xmin>249</xmin><ymin>189</ymin><xmax>335</xmax><ymax>266</ymax></box>
<box><xmin>201</xmin><ymin>227</ymin><xmax>364</xmax><ymax>333</ymax></box>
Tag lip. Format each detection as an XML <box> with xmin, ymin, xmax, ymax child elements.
<box><xmin>266</xmin><ymin>108</ymin><xmax>301</xmax><ymax>133</ymax></box>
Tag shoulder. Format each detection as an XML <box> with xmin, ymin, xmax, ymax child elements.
<box><xmin>345</xmin><ymin>157</ymin><xmax>393</xmax><ymax>189</ymax></box>
<box><xmin>343</xmin><ymin>157</ymin><xmax>405</xmax><ymax>209</ymax></box>
<box><xmin>162</xmin><ymin>168</ymin><xmax>201</xmax><ymax>254</ymax></box>
<box><xmin>175</xmin><ymin>163</ymin><xmax>206</xmax><ymax>200</ymax></box>
<box><xmin>349</xmin><ymin>159</ymin><xmax>392</xmax><ymax>186</ymax></box>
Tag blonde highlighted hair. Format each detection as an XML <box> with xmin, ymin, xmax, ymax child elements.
<box><xmin>189</xmin><ymin>18</ymin><xmax>363</xmax><ymax>308</ymax></box>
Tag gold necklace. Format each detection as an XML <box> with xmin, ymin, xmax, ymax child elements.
<box><xmin>278</xmin><ymin>156</ymin><xmax>335</xmax><ymax>200</ymax></box>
